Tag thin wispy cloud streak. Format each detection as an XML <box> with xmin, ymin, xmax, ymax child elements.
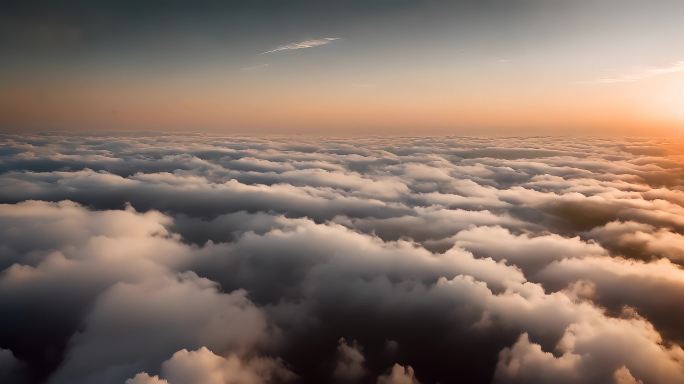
<box><xmin>241</xmin><ymin>63</ymin><xmax>270</xmax><ymax>72</ymax></box>
<box><xmin>586</xmin><ymin>59</ymin><xmax>684</xmax><ymax>84</ymax></box>
<box><xmin>261</xmin><ymin>37</ymin><xmax>339</xmax><ymax>54</ymax></box>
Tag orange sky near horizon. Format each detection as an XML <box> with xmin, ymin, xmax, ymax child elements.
<box><xmin>2</xmin><ymin>69</ymin><xmax>683</xmax><ymax>136</ymax></box>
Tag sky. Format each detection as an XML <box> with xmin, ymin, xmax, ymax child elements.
<box><xmin>1</xmin><ymin>0</ymin><xmax>684</xmax><ymax>135</ymax></box>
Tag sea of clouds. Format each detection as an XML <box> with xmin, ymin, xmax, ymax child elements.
<box><xmin>1</xmin><ymin>134</ymin><xmax>684</xmax><ymax>384</ymax></box>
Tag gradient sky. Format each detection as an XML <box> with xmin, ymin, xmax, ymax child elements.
<box><xmin>1</xmin><ymin>0</ymin><xmax>684</xmax><ymax>135</ymax></box>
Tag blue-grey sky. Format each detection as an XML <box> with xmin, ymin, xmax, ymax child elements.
<box><xmin>2</xmin><ymin>0</ymin><xmax>684</xmax><ymax>134</ymax></box>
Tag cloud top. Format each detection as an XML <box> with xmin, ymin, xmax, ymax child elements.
<box><xmin>0</xmin><ymin>134</ymin><xmax>683</xmax><ymax>383</ymax></box>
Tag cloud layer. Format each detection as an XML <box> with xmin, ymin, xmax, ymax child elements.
<box><xmin>1</xmin><ymin>134</ymin><xmax>684</xmax><ymax>383</ymax></box>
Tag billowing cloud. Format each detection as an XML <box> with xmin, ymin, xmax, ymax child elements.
<box><xmin>333</xmin><ymin>339</ymin><xmax>366</xmax><ymax>383</ymax></box>
<box><xmin>127</xmin><ymin>347</ymin><xmax>295</xmax><ymax>384</ymax></box>
<box><xmin>49</xmin><ymin>273</ymin><xmax>272</xmax><ymax>384</ymax></box>
<box><xmin>1</xmin><ymin>134</ymin><xmax>684</xmax><ymax>383</ymax></box>
<box><xmin>494</xmin><ymin>309</ymin><xmax>684</xmax><ymax>384</ymax></box>
<box><xmin>376</xmin><ymin>364</ymin><xmax>421</xmax><ymax>384</ymax></box>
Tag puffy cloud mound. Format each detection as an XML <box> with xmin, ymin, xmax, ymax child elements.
<box><xmin>0</xmin><ymin>134</ymin><xmax>684</xmax><ymax>383</ymax></box>
<box><xmin>127</xmin><ymin>347</ymin><xmax>295</xmax><ymax>384</ymax></box>
<box><xmin>333</xmin><ymin>339</ymin><xmax>366</xmax><ymax>383</ymax></box>
<box><xmin>376</xmin><ymin>364</ymin><xmax>421</xmax><ymax>384</ymax></box>
<box><xmin>126</xmin><ymin>373</ymin><xmax>168</xmax><ymax>384</ymax></box>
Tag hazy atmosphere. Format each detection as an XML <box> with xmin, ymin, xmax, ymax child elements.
<box><xmin>2</xmin><ymin>0</ymin><xmax>684</xmax><ymax>134</ymax></box>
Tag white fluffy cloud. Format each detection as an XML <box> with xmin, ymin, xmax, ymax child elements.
<box><xmin>494</xmin><ymin>309</ymin><xmax>684</xmax><ymax>384</ymax></box>
<box><xmin>49</xmin><ymin>272</ymin><xmax>273</xmax><ymax>384</ymax></box>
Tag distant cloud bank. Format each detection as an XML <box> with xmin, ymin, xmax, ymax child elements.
<box><xmin>1</xmin><ymin>134</ymin><xmax>684</xmax><ymax>383</ymax></box>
